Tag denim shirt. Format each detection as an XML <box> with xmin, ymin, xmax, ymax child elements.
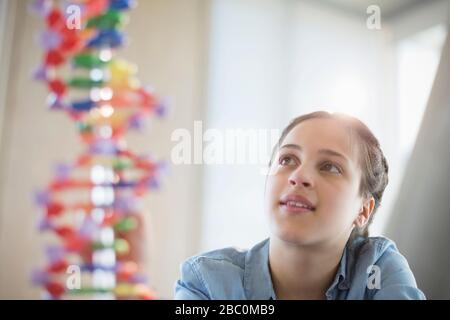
<box><xmin>174</xmin><ymin>236</ymin><xmax>426</xmax><ymax>300</ymax></box>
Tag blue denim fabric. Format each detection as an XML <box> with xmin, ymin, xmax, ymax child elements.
<box><xmin>174</xmin><ymin>236</ymin><xmax>426</xmax><ymax>300</ymax></box>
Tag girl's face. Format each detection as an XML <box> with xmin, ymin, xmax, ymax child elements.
<box><xmin>266</xmin><ymin>118</ymin><xmax>365</xmax><ymax>246</ymax></box>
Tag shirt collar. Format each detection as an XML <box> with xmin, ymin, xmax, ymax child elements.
<box><xmin>243</xmin><ymin>238</ymin><xmax>276</xmax><ymax>299</ymax></box>
<box><xmin>243</xmin><ymin>237</ymin><xmax>353</xmax><ymax>300</ymax></box>
<box><xmin>326</xmin><ymin>244</ymin><xmax>350</xmax><ymax>296</ymax></box>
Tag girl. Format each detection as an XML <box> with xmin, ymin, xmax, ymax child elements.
<box><xmin>175</xmin><ymin>111</ymin><xmax>425</xmax><ymax>300</ymax></box>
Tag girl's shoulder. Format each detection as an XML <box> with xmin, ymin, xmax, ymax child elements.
<box><xmin>348</xmin><ymin>235</ymin><xmax>409</xmax><ymax>273</ymax></box>
<box><xmin>349</xmin><ymin>235</ymin><xmax>411</xmax><ymax>263</ymax></box>
<box><xmin>346</xmin><ymin>235</ymin><xmax>426</xmax><ymax>299</ymax></box>
<box><xmin>175</xmin><ymin>239</ymin><xmax>271</xmax><ymax>299</ymax></box>
<box><xmin>184</xmin><ymin>244</ymin><xmax>250</xmax><ymax>270</ymax></box>
<box><xmin>185</xmin><ymin>238</ymin><xmax>269</xmax><ymax>268</ymax></box>
<box><xmin>350</xmin><ymin>235</ymin><xmax>397</xmax><ymax>253</ymax></box>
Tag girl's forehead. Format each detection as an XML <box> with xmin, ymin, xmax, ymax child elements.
<box><xmin>283</xmin><ymin>118</ymin><xmax>359</xmax><ymax>160</ymax></box>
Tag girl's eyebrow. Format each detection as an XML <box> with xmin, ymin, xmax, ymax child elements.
<box><xmin>280</xmin><ymin>144</ymin><xmax>349</xmax><ymax>163</ymax></box>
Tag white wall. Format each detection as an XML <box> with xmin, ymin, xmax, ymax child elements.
<box><xmin>386</xmin><ymin>28</ymin><xmax>450</xmax><ymax>299</ymax></box>
<box><xmin>384</xmin><ymin>0</ymin><xmax>450</xmax><ymax>299</ymax></box>
<box><xmin>202</xmin><ymin>0</ymin><xmax>396</xmax><ymax>252</ymax></box>
<box><xmin>201</xmin><ymin>0</ymin><xmax>449</xmax><ymax>253</ymax></box>
<box><xmin>288</xmin><ymin>0</ymin><xmax>398</xmax><ymax>236</ymax></box>
<box><xmin>0</xmin><ymin>0</ymin><xmax>17</xmax><ymax>154</ymax></box>
<box><xmin>200</xmin><ymin>0</ymin><xmax>289</xmax><ymax>251</ymax></box>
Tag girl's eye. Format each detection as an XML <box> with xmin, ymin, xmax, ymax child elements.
<box><xmin>321</xmin><ymin>162</ymin><xmax>342</xmax><ymax>174</ymax></box>
<box><xmin>279</xmin><ymin>155</ymin><xmax>296</xmax><ymax>166</ymax></box>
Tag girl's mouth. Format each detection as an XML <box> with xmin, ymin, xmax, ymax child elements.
<box><xmin>278</xmin><ymin>193</ymin><xmax>316</xmax><ymax>214</ymax></box>
<box><xmin>279</xmin><ymin>200</ymin><xmax>315</xmax><ymax>213</ymax></box>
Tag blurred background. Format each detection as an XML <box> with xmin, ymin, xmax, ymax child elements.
<box><xmin>0</xmin><ymin>0</ymin><xmax>449</xmax><ymax>299</ymax></box>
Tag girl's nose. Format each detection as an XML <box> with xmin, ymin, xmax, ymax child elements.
<box><xmin>289</xmin><ymin>167</ymin><xmax>313</xmax><ymax>188</ymax></box>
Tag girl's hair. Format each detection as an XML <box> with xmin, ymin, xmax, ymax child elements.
<box><xmin>269</xmin><ymin>111</ymin><xmax>389</xmax><ymax>238</ymax></box>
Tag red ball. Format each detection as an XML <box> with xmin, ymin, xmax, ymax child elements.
<box><xmin>45</xmin><ymin>50</ymin><xmax>65</xmax><ymax>66</ymax></box>
<box><xmin>46</xmin><ymin>202</ymin><xmax>64</xmax><ymax>217</ymax></box>
<box><xmin>45</xmin><ymin>281</ymin><xmax>65</xmax><ymax>298</ymax></box>
<box><xmin>46</xmin><ymin>9</ymin><xmax>64</xmax><ymax>28</ymax></box>
<box><xmin>48</xmin><ymin>79</ymin><xmax>66</xmax><ymax>96</ymax></box>
<box><xmin>55</xmin><ymin>226</ymin><xmax>74</xmax><ymax>238</ymax></box>
<box><xmin>47</xmin><ymin>259</ymin><xmax>68</xmax><ymax>273</ymax></box>
<box><xmin>85</xmin><ymin>0</ymin><xmax>109</xmax><ymax>17</ymax></box>
<box><xmin>75</xmin><ymin>154</ymin><xmax>91</xmax><ymax>166</ymax></box>
<box><xmin>64</xmin><ymin>235</ymin><xmax>89</xmax><ymax>252</ymax></box>
<box><xmin>59</xmin><ymin>37</ymin><xmax>79</xmax><ymax>53</ymax></box>
<box><xmin>59</xmin><ymin>29</ymin><xmax>80</xmax><ymax>53</ymax></box>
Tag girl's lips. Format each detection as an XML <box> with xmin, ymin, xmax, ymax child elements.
<box><xmin>279</xmin><ymin>201</ymin><xmax>315</xmax><ymax>214</ymax></box>
<box><xmin>279</xmin><ymin>194</ymin><xmax>316</xmax><ymax>210</ymax></box>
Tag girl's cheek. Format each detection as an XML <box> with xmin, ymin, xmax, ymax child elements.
<box><xmin>319</xmin><ymin>186</ymin><xmax>346</xmax><ymax>214</ymax></box>
<box><xmin>268</xmin><ymin>175</ymin><xmax>287</xmax><ymax>204</ymax></box>
<box><xmin>330</xmin><ymin>189</ymin><xmax>357</xmax><ymax>217</ymax></box>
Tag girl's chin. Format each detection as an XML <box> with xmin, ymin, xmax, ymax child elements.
<box><xmin>270</xmin><ymin>224</ymin><xmax>316</xmax><ymax>246</ymax></box>
<box><xmin>276</xmin><ymin>234</ymin><xmax>316</xmax><ymax>247</ymax></box>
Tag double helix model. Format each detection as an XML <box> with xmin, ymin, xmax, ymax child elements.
<box><xmin>30</xmin><ymin>0</ymin><xmax>167</xmax><ymax>299</ymax></box>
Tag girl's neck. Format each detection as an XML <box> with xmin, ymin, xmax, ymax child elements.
<box><xmin>268</xmin><ymin>235</ymin><xmax>349</xmax><ymax>300</ymax></box>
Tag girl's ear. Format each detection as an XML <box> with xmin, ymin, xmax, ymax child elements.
<box><xmin>354</xmin><ymin>196</ymin><xmax>375</xmax><ymax>227</ymax></box>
